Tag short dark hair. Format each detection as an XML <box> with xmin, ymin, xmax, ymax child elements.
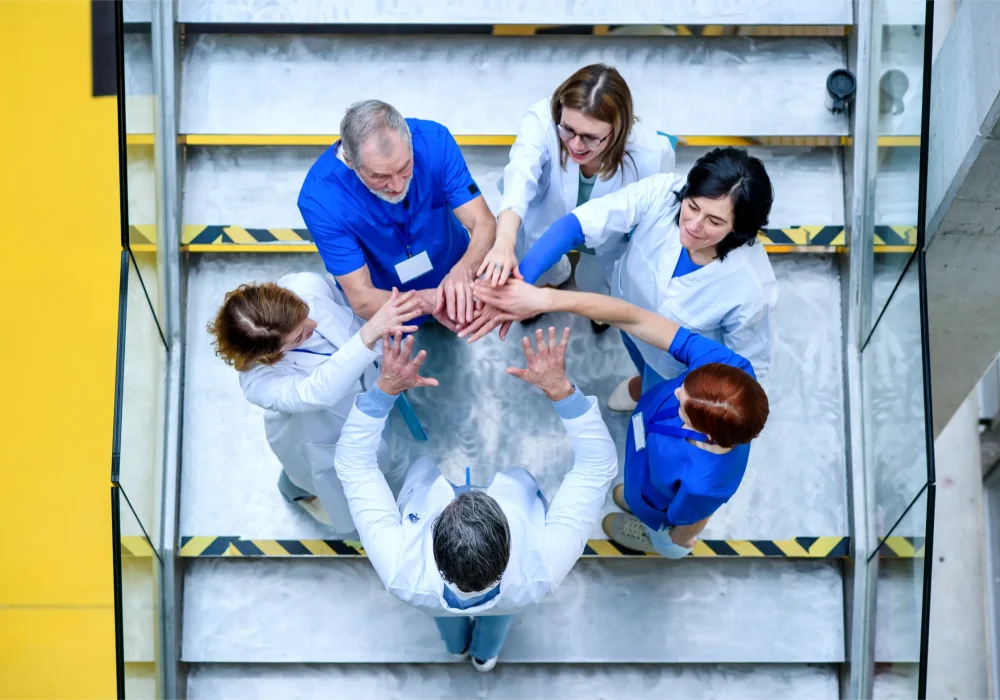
<box><xmin>432</xmin><ymin>491</ymin><xmax>510</xmax><ymax>593</ymax></box>
<box><xmin>675</xmin><ymin>146</ymin><xmax>774</xmax><ymax>261</ymax></box>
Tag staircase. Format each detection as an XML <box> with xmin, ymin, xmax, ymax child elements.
<box><xmin>121</xmin><ymin>0</ymin><xmax>926</xmax><ymax>696</ymax></box>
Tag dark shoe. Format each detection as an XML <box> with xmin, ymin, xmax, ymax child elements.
<box><xmin>591</xmin><ymin>320</ymin><xmax>610</xmax><ymax>334</ymax></box>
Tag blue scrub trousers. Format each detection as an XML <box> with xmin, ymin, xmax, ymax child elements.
<box><xmin>620</xmin><ymin>331</ymin><xmax>666</xmax><ymax>393</ymax></box>
<box><xmin>434</xmin><ymin>615</ymin><xmax>515</xmax><ymax>661</ymax></box>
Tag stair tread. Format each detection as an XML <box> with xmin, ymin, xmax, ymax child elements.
<box><xmin>178</xmin><ymin>35</ymin><xmax>849</xmax><ymax>136</ymax></box>
<box><xmin>186</xmin><ymin>662</ymin><xmax>841</xmax><ymax>699</ymax></box>
<box><xmin>128</xmin><ymin>0</ymin><xmax>853</xmax><ymax>26</ymax></box>
<box><xmin>177</xmin><ymin>145</ymin><xmax>851</xmax><ymax>230</ymax></box>
<box><xmin>181</xmin><ymin>558</ymin><xmax>845</xmax><ymax>663</ymax></box>
<box><xmin>181</xmin><ymin>255</ymin><xmax>849</xmax><ymax>542</ymax></box>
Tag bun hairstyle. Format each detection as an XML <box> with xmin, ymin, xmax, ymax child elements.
<box><xmin>207</xmin><ymin>282</ymin><xmax>309</xmax><ymax>371</ymax></box>
<box><xmin>682</xmin><ymin>363</ymin><xmax>769</xmax><ymax>448</ymax></box>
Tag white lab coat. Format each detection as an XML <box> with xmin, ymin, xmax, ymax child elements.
<box><xmin>332</xmin><ymin>393</ymin><xmax>618</xmax><ymax>617</ymax></box>
<box><xmin>239</xmin><ymin>272</ymin><xmax>394</xmax><ymax>533</ymax></box>
<box><xmin>501</xmin><ymin>98</ymin><xmax>676</xmax><ymax>290</ymax></box>
<box><xmin>576</xmin><ymin>173</ymin><xmax>778</xmax><ymax>379</ymax></box>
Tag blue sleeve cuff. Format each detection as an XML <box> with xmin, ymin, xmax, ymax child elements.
<box><xmin>519</xmin><ymin>213</ymin><xmax>585</xmax><ymax>284</ymax></box>
<box><xmin>355</xmin><ymin>384</ymin><xmax>398</xmax><ymax>418</ymax></box>
<box><xmin>667</xmin><ymin>327</ymin><xmax>692</xmax><ymax>358</ymax></box>
<box><xmin>552</xmin><ymin>386</ymin><xmax>590</xmax><ymax>420</ymax></box>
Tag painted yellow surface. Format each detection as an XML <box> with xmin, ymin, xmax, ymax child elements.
<box><xmin>0</xmin><ymin>609</ymin><xmax>118</xmax><ymax>698</ymax></box>
<box><xmin>0</xmin><ymin>1</ymin><xmax>119</xmax><ymax>696</ymax></box>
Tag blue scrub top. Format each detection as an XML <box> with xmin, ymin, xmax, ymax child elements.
<box><xmin>297</xmin><ymin>118</ymin><xmax>482</xmax><ymax>291</ymax></box>
<box><xmin>624</xmin><ymin>328</ymin><xmax>756</xmax><ymax>531</ymax></box>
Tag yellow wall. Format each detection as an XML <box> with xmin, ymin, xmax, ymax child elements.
<box><xmin>0</xmin><ymin>1</ymin><xmax>120</xmax><ymax>696</ymax></box>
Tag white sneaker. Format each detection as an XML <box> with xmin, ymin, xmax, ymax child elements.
<box><xmin>449</xmin><ymin>649</ymin><xmax>470</xmax><ymax>661</ymax></box>
<box><xmin>472</xmin><ymin>656</ymin><xmax>498</xmax><ymax>672</ymax></box>
<box><xmin>607</xmin><ymin>377</ymin><xmax>639</xmax><ymax>412</ymax></box>
<box><xmin>296</xmin><ymin>497</ymin><xmax>332</xmax><ymax>526</ymax></box>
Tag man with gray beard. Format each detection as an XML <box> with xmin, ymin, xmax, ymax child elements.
<box><xmin>298</xmin><ymin>100</ymin><xmax>497</xmax><ymax>331</ymax></box>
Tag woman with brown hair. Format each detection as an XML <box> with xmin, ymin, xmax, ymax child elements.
<box><xmin>472</xmin><ymin>279</ymin><xmax>769</xmax><ymax>558</ymax></box>
<box><xmin>208</xmin><ymin>272</ymin><xmax>421</xmax><ymax>532</ymax></box>
<box><xmin>478</xmin><ymin>64</ymin><xmax>675</xmax><ymax>322</ymax></box>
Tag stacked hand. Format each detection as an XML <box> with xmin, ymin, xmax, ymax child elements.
<box><xmin>359</xmin><ymin>288</ymin><xmax>422</xmax><ymax>349</ymax></box>
<box><xmin>477</xmin><ymin>239</ymin><xmax>519</xmax><ymax>287</ymax></box>
<box><xmin>457</xmin><ymin>279</ymin><xmax>553</xmax><ymax>343</ymax></box>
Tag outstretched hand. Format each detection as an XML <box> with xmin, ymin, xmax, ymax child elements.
<box><xmin>375</xmin><ymin>331</ymin><xmax>440</xmax><ymax>396</ymax></box>
<box><xmin>507</xmin><ymin>327</ymin><xmax>573</xmax><ymax>401</ymax></box>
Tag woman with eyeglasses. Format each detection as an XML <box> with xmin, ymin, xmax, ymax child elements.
<box><xmin>463</xmin><ymin>147</ymin><xmax>777</xmax><ymax>413</ymax></box>
<box><xmin>477</xmin><ymin>64</ymin><xmax>675</xmax><ymax>331</ymax></box>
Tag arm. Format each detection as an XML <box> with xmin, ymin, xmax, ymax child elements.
<box><xmin>470</xmin><ymin>281</ymin><xmax>683</xmax><ymax>351</ymax></box>
<box><xmin>478</xmin><ymin>111</ymin><xmax>551</xmax><ymax>286</ymax></box>
<box><xmin>241</xmin><ymin>333</ymin><xmax>378</xmax><ymax>414</ymax></box>
<box><xmin>503</xmin><ymin>327</ymin><xmax>618</xmax><ymax>587</ymax></box>
<box><xmin>240</xmin><ymin>289</ymin><xmax>422</xmax><ymax>413</ymax></box>
<box><xmin>542</xmin><ymin>393</ymin><xmax>618</xmax><ymax>585</ymax></box>
<box><xmin>434</xmin><ymin>124</ymin><xmax>497</xmax><ymax>325</ymax></box>
<box><xmin>519</xmin><ymin>175</ymin><xmax>667</xmax><ymax>284</ymax></box>
<box><xmin>330</xmin><ymin>331</ymin><xmax>440</xmax><ymax>585</ymax></box>
<box><xmin>451</xmin><ymin>195</ymin><xmax>497</xmax><ymax>277</ymax></box>
<box><xmin>721</xmin><ymin>302</ymin><xmax>772</xmax><ymax>379</ymax></box>
<box><xmin>329</xmin><ymin>386</ymin><xmax>407</xmax><ymax>584</ymax></box>
<box><xmin>335</xmin><ymin>266</ymin><xmax>393</xmax><ymax>321</ymax></box>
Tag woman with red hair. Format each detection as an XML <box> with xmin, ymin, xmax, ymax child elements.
<box><xmin>473</xmin><ymin>279</ymin><xmax>769</xmax><ymax>558</ymax></box>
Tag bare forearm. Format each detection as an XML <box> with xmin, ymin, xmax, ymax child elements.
<box><xmin>547</xmin><ymin>289</ymin><xmax>681</xmax><ymax>351</ymax></box>
<box><xmin>671</xmin><ymin>517</ymin><xmax>709</xmax><ymax>546</ymax></box>
<box><xmin>495</xmin><ymin>209</ymin><xmax>522</xmax><ymax>250</ymax></box>
<box><xmin>346</xmin><ymin>286</ymin><xmax>392</xmax><ymax>320</ymax></box>
<box><xmin>458</xmin><ymin>217</ymin><xmax>497</xmax><ymax>271</ymax></box>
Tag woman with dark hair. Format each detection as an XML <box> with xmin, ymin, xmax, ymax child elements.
<box><xmin>471</xmin><ymin>280</ymin><xmax>769</xmax><ymax>557</ymax></box>
<box><xmin>478</xmin><ymin>64</ymin><xmax>676</xmax><ymax>319</ymax></box>
<box><xmin>208</xmin><ymin>273</ymin><xmax>421</xmax><ymax>531</ymax></box>
<box><xmin>464</xmin><ymin>146</ymin><xmax>777</xmax><ymax>412</ymax></box>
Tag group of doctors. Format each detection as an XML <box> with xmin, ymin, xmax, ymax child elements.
<box><xmin>207</xmin><ymin>64</ymin><xmax>775</xmax><ymax>670</ymax></box>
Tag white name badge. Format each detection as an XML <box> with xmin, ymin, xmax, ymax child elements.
<box><xmin>395</xmin><ymin>251</ymin><xmax>434</xmax><ymax>284</ymax></box>
<box><xmin>632</xmin><ymin>413</ymin><xmax>646</xmax><ymax>451</ymax></box>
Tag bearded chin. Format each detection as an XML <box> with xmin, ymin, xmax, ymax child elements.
<box><xmin>371</xmin><ymin>177</ymin><xmax>412</xmax><ymax>204</ymax></box>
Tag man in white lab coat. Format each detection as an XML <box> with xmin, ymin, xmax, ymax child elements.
<box><xmin>327</xmin><ymin>327</ymin><xmax>618</xmax><ymax>672</ymax></box>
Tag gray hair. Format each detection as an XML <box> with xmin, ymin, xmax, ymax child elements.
<box><xmin>433</xmin><ymin>491</ymin><xmax>510</xmax><ymax>592</ymax></box>
<box><xmin>339</xmin><ymin>99</ymin><xmax>412</xmax><ymax>168</ymax></box>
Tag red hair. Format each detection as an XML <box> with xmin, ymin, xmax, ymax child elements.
<box><xmin>682</xmin><ymin>364</ymin><xmax>769</xmax><ymax>448</ymax></box>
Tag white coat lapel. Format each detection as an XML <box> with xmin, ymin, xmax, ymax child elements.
<box><xmin>559</xmin><ymin>157</ymin><xmax>581</xmax><ymax>213</ymax></box>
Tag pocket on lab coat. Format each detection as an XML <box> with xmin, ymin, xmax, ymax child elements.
<box><xmin>303</xmin><ymin>442</ymin><xmax>355</xmax><ymax>533</ymax></box>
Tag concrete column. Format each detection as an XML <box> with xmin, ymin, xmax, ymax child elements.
<box><xmin>926</xmin><ymin>392</ymin><xmax>989</xmax><ymax>698</ymax></box>
<box><xmin>924</xmin><ymin>0</ymin><xmax>1000</xmax><ymax>435</ymax></box>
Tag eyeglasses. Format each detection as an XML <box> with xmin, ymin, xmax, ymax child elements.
<box><xmin>557</xmin><ymin>123</ymin><xmax>611</xmax><ymax>149</ymax></box>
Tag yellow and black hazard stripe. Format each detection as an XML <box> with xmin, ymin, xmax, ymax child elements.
<box><xmin>491</xmin><ymin>25</ymin><xmax>847</xmax><ymax>37</ymax></box>
<box><xmin>877</xmin><ymin>536</ymin><xmax>926</xmax><ymax>558</ymax></box>
<box><xmin>178</xmin><ymin>535</ymin><xmax>853</xmax><ymax>559</ymax></box>
<box><xmin>120</xmin><ymin>535</ymin><xmax>155</xmax><ymax>557</ymax></box>
<box><xmin>130</xmin><ymin>224</ymin><xmax>917</xmax><ymax>253</ymax></box>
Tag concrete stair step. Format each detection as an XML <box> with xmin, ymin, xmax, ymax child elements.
<box><xmin>181</xmin><ymin>558</ymin><xmax>845</xmax><ymax>663</ymax></box>
<box><xmin>126</xmin><ymin>0</ymin><xmax>853</xmax><ymax>28</ymax></box>
<box><xmin>178</xmin><ymin>145</ymin><xmax>847</xmax><ymax>230</ymax></box>
<box><xmin>179</xmin><ymin>34</ymin><xmax>847</xmax><ymax>136</ymax></box>
<box><xmin>185</xmin><ymin>662</ymin><xmax>841</xmax><ymax>699</ymax></box>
